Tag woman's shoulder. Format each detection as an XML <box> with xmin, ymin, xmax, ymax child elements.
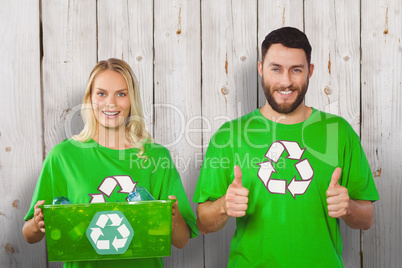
<box><xmin>47</xmin><ymin>139</ymin><xmax>93</xmax><ymax>157</ymax></box>
<box><xmin>143</xmin><ymin>141</ymin><xmax>171</xmax><ymax>156</ymax></box>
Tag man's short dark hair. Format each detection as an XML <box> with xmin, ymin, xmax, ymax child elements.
<box><xmin>261</xmin><ymin>27</ymin><xmax>312</xmax><ymax>65</ymax></box>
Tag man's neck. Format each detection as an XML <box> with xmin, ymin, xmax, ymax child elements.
<box><xmin>259</xmin><ymin>102</ymin><xmax>312</xmax><ymax>124</ymax></box>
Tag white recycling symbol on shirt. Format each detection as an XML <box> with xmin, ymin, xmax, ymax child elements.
<box><xmin>257</xmin><ymin>140</ymin><xmax>314</xmax><ymax>198</ymax></box>
<box><xmin>86</xmin><ymin>210</ymin><xmax>134</xmax><ymax>255</ymax></box>
<box><xmin>89</xmin><ymin>175</ymin><xmax>137</xmax><ymax>203</ymax></box>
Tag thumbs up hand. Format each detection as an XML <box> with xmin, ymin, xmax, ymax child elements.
<box><xmin>326</xmin><ymin>167</ymin><xmax>350</xmax><ymax>218</ymax></box>
<box><xmin>225</xmin><ymin>165</ymin><xmax>249</xmax><ymax>217</ymax></box>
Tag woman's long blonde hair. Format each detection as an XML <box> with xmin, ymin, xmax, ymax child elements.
<box><xmin>73</xmin><ymin>58</ymin><xmax>153</xmax><ymax>158</ymax></box>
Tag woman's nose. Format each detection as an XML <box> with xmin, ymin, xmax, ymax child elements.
<box><xmin>105</xmin><ymin>96</ymin><xmax>117</xmax><ymax>108</ymax></box>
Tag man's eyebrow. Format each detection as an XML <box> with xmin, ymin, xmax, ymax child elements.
<box><xmin>268</xmin><ymin>63</ymin><xmax>305</xmax><ymax>68</ymax></box>
<box><xmin>291</xmin><ymin>64</ymin><xmax>305</xmax><ymax>68</ymax></box>
<box><xmin>268</xmin><ymin>63</ymin><xmax>282</xmax><ymax>67</ymax></box>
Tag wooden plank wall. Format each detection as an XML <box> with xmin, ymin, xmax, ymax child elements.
<box><xmin>1</xmin><ymin>1</ymin><xmax>401</xmax><ymax>267</ymax></box>
<box><xmin>361</xmin><ymin>1</ymin><xmax>402</xmax><ymax>268</ymax></box>
<box><xmin>0</xmin><ymin>1</ymin><xmax>44</xmax><ymax>267</ymax></box>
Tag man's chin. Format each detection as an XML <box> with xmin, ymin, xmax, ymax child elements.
<box><xmin>268</xmin><ymin>101</ymin><xmax>298</xmax><ymax>114</ymax></box>
<box><xmin>274</xmin><ymin>107</ymin><xmax>295</xmax><ymax>114</ymax></box>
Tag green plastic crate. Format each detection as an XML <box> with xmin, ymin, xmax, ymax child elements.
<box><xmin>40</xmin><ymin>200</ymin><xmax>174</xmax><ymax>262</ymax></box>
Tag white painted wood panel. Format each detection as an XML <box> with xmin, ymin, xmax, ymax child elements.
<box><xmin>330</xmin><ymin>0</ymin><xmax>362</xmax><ymax>133</ymax></box>
<box><xmin>257</xmin><ymin>0</ymin><xmax>304</xmax><ymax>108</ymax></box>
<box><xmin>97</xmin><ymin>0</ymin><xmax>129</xmax><ymax>59</ymax></box>
<box><xmin>232</xmin><ymin>0</ymin><xmax>259</xmax><ymax>116</ymax></box>
<box><xmin>97</xmin><ymin>0</ymin><xmax>154</xmax><ymax>136</ymax></box>
<box><xmin>153</xmin><ymin>0</ymin><xmax>203</xmax><ymax>267</ymax></box>
<box><xmin>201</xmin><ymin>0</ymin><xmax>257</xmax><ymax>267</ymax></box>
<box><xmin>304</xmin><ymin>0</ymin><xmax>362</xmax><ymax>127</ymax></box>
<box><xmin>361</xmin><ymin>0</ymin><xmax>402</xmax><ymax>267</ymax></box>
<box><xmin>305</xmin><ymin>0</ymin><xmax>361</xmax><ymax>132</ymax></box>
<box><xmin>42</xmin><ymin>0</ymin><xmax>97</xmax><ymax>153</ymax></box>
<box><xmin>304</xmin><ymin>0</ymin><xmax>339</xmax><ymax>114</ymax></box>
<box><xmin>126</xmin><ymin>0</ymin><xmax>154</xmax><ymax>136</ymax></box>
<box><xmin>0</xmin><ymin>1</ymin><xmax>44</xmax><ymax>267</ymax></box>
<box><xmin>304</xmin><ymin>1</ymin><xmax>362</xmax><ymax>267</ymax></box>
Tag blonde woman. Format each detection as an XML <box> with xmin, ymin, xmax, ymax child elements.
<box><xmin>22</xmin><ymin>58</ymin><xmax>197</xmax><ymax>267</ymax></box>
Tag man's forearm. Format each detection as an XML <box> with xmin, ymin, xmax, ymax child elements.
<box><xmin>196</xmin><ymin>197</ymin><xmax>229</xmax><ymax>234</ymax></box>
<box><xmin>341</xmin><ymin>200</ymin><xmax>374</xmax><ymax>230</ymax></box>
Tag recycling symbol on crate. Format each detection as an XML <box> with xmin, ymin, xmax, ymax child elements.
<box><xmin>86</xmin><ymin>211</ymin><xmax>134</xmax><ymax>255</ymax></box>
<box><xmin>257</xmin><ymin>140</ymin><xmax>314</xmax><ymax>198</ymax></box>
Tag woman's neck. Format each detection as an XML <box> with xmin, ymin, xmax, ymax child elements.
<box><xmin>93</xmin><ymin>127</ymin><xmax>133</xmax><ymax>150</ymax></box>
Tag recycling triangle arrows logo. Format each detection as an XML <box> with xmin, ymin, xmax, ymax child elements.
<box><xmin>257</xmin><ymin>140</ymin><xmax>314</xmax><ymax>198</ymax></box>
<box><xmin>89</xmin><ymin>175</ymin><xmax>137</xmax><ymax>203</ymax></box>
<box><xmin>86</xmin><ymin>210</ymin><xmax>134</xmax><ymax>255</ymax></box>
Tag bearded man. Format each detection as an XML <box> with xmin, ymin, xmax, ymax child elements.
<box><xmin>193</xmin><ymin>27</ymin><xmax>379</xmax><ymax>268</ymax></box>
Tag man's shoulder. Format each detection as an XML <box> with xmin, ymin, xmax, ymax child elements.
<box><xmin>212</xmin><ymin>109</ymin><xmax>260</xmax><ymax>139</ymax></box>
<box><xmin>310</xmin><ymin>109</ymin><xmax>357</xmax><ymax>137</ymax></box>
<box><xmin>218</xmin><ymin>109</ymin><xmax>260</xmax><ymax>130</ymax></box>
<box><xmin>311</xmin><ymin>109</ymin><xmax>352</xmax><ymax>126</ymax></box>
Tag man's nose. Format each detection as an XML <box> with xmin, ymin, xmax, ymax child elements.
<box><xmin>279</xmin><ymin>72</ymin><xmax>292</xmax><ymax>88</ymax></box>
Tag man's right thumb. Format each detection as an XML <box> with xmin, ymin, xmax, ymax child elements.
<box><xmin>233</xmin><ymin>165</ymin><xmax>243</xmax><ymax>186</ymax></box>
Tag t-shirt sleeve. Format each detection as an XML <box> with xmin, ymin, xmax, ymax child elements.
<box><xmin>193</xmin><ymin>125</ymin><xmax>232</xmax><ymax>204</ymax></box>
<box><xmin>24</xmin><ymin>144</ymin><xmax>69</xmax><ymax>221</ymax></box>
<box><xmin>159</xmin><ymin>152</ymin><xmax>198</xmax><ymax>239</ymax></box>
<box><xmin>340</xmin><ymin>130</ymin><xmax>379</xmax><ymax>201</ymax></box>
<box><xmin>24</xmin><ymin>155</ymin><xmax>55</xmax><ymax>221</ymax></box>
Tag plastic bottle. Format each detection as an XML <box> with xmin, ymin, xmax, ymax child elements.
<box><xmin>128</xmin><ymin>187</ymin><xmax>155</xmax><ymax>201</ymax></box>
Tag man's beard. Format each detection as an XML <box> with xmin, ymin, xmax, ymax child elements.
<box><xmin>261</xmin><ymin>76</ymin><xmax>309</xmax><ymax>114</ymax></box>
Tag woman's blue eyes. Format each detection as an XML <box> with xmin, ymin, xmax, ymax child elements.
<box><xmin>97</xmin><ymin>92</ymin><xmax>126</xmax><ymax>97</ymax></box>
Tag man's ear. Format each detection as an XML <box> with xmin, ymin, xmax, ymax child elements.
<box><xmin>258</xmin><ymin>61</ymin><xmax>263</xmax><ymax>77</ymax></box>
<box><xmin>308</xmin><ymin>63</ymin><xmax>315</xmax><ymax>78</ymax></box>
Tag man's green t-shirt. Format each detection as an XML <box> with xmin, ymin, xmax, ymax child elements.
<box><xmin>193</xmin><ymin>108</ymin><xmax>379</xmax><ymax>267</ymax></box>
<box><xmin>25</xmin><ymin>139</ymin><xmax>198</xmax><ymax>268</ymax></box>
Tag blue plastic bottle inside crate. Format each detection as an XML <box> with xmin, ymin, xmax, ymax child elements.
<box><xmin>52</xmin><ymin>196</ymin><xmax>71</xmax><ymax>205</ymax></box>
<box><xmin>128</xmin><ymin>187</ymin><xmax>155</xmax><ymax>201</ymax></box>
